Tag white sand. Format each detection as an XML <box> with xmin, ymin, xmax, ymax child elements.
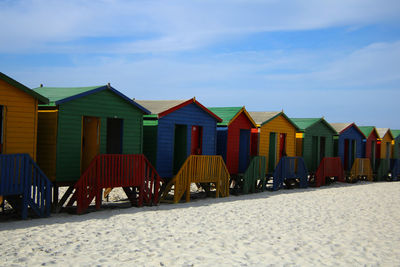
<box><xmin>1</xmin><ymin>182</ymin><xmax>400</xmax><ymax>266</ymax></box>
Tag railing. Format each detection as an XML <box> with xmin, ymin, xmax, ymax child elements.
<box><xmin>0</xmin><ymin>154</ymin><xmax>52</xmax><ymax>219</ymax></box>
<box><xmin>314</xmin><ymin>157</ymin><xmax>345</xmax><ymax>187</ymax></box>
<box><xmin>272</xmin><ymin>156</ymin><xmax>308</xmax><ymax>191</ymax></box>
<box><xmin>242</xmin><ymin>156</ymin><xmax>266</xmax><ymax>194</ymax></box>
<box><xmin>376</xmin><ymin>158</ymin><xmax>391</xmax><ymax>181</ymax></box>
<box><xmin>391</xmin><ymin>159</ymin><xmax>400</xmax><ymax>181</ymax></box>
<box><xmin>160</xmin><ymin>155</ymin><xmax>230</xmax><ymax>203</ymax></box>
<box><xmin>349</xmin><ymin>158</ymin><xmax>373</xmax><ymax>182</ymax></box>
<box><xmin>68</xmin><ymin>154</ymin><xmax>161</xmax><ymax>214</ymax></box>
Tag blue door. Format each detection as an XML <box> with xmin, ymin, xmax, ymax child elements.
<box><xmin>239</xmin><ymin>129</ymin><xmax>250</xmax><ymax>173</ymax></box>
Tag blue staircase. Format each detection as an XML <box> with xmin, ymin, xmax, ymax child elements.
<box><xmin>0</xmin><ymin>154</ymin><xmax>52</xmax><ymax>219</ymax></box>
<box><xmin>272</xmin><ymin>156</ymin><xmax>308</xmax><ymax>191</ymax></box>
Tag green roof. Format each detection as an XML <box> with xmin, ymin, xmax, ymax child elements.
<box><xmin>291</xmin><ymin>118</ymin><xmax>337</xmax><ymax>134</ymax></box>
<box><xmin>358</xmin><ymin>126</ymin><xmax>375</xmax><ymax>138</ymax></box>
<box><xmin>207</xmin><ymin>107</ymin><xmax>243</xmax><ymax>126</ymax></box>
<box><xmin>34</xmin><ymin>85</ymin><xmax>103</xmax><ymax>106</ymax></box>
<box><xmin>391</xmin><ymin>130</ymin><xmax>400</xmax><ymax>139</ymax></box>
<box><xmin>290</xmin><ymin>118</ymin><xmax>321</xmax><ymax>131</ymax></box>
<box><xmin>0</xmin><ymin>72</ymin><xmax>49</xmax><ymax>104</ymax></box>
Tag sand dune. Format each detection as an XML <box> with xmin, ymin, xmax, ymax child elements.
<box><xmin>1</xmin><ymin>182</ymin><xmax>400</xmax><ymax>266</ymax></box>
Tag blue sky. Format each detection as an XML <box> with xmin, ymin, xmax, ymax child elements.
<box><xmin>1</xmin><ymin>0</ymin><xmax>400</xmax><ymax>128</ymax></box>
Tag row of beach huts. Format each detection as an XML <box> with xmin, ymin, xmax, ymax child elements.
<box><xmin>1</xmin><ymin>72</ymin><xmax>399</xmax><ymax>219</ymax></box>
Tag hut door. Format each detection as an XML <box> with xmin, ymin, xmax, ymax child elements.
<box><xmin>371</xmin><ymin>141</ymin><xmax>376</xmax><ymax>169</ymax></box>
<box><xmin>0</xmin><ymin>105</ymin><xmax>3</xmax><ymax>153</ymax></box>
<box><xmin>191</xmin><ymin>125</ymin><xmax>203</xmax><ymax>155</ymax></box>
<box><xmin>268</xmin><ymin>132</ymin><xmax>277</xmax><ymax>172</ymax></box>
<box><xmin>344</xmin><ymin>139</ymin><xmax>349</xmax><ymax>170</ymax></box>
<box><xmin>386</xmin><ymin>142</ymin><xmax>391</xmax><ymax>169</ymax></box>
<box><xmin>311</xmin><ymin>136</ymin><xmax>319</xmax><ymax>170</ymax></box>
<box><xmin>279</xmin><ymin>133</ymin><xmax>287</xmax><ymax>160</ymax></box>
<box><xmin>239</xmin><ymin>129</ymin><xmax>250</xmax><ymax>173</ymax></box>
<box><xmin>320</xmin><ymin>137</ymin><xmax>326</xmax><ymax>162</ymax></box>
<box><xmin>106</xmin><ymin>118</ymin><xmax>123</xmax><ymax>154</ymax></box>
<box><xmin>173</xmin><ymin>124</ymin><xmax>187</xmax><ymax>174</ymax></box>
<box><xmin>81</xmin><ymin>116</ymin><xmax>100</xmax><ymax>173</ymax></box>
<box><xmin>349</xmin><ymin>140</ymin><xmax>356</xmax><ymax>170</ymax></box>
<box><xmin>250</xmin><ymin>128</ymin><xmax>259</xmax><ymax>156</ymax></box>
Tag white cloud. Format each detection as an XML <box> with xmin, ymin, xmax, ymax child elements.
<box><xmin>1</xmin><ymin>0</ymin><xmax>399</xmax><ymax>53</ymax></box>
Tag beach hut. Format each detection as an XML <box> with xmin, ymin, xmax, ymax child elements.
<box><xmin>207</xmin><ymin>107</ymin><xmax>257</xmax><ymax>174</ymax></box>
<box><xmin>330</xmin><ymin>123</ymin><xmax>365</xmax><ymax>172</ymax></box>
<box><xmin>391</xmin><ymin>130</ymin><xmax>400</xmax><ymax>159</ymax></box>
<box><xmin>249</xmin><ymin>111</ymin><xmax>299</xmax><ymax>174</ymax></box>
<box><xmin>34</xmin><ymin>84</ymin><xmax>149</xmax><ymax>191</ymax></box>
<box><xmin>375</xmin><ymin>128</ymin><xmax>394</xmax><ymax>180</ymax></box>
<box><xmin>0</xmin><ymin>72</ymin><xmax>48</xmax><ymax>158</ymax></box>
<box><xmin>358</xmin><ymin>126</ymin><xmax>380</xmax><ymax>170</ymax></box>
<box><xmin>136</xmin><ymin>98</ymin><xmax>222</xmax><ymax>179</ymax></box>
<box><xmin>291</xmin><ymin>118</ymin><xmax>337</xmax><ymax>173</ymax></box>
<box><xmin>0</xmin><ymin>72</ymin><xmax>52</xmax><ymax>218</ymax></box>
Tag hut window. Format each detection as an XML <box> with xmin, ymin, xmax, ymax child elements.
<box><xmin>0</xmin><ymin>105</ymin><xmax>3</xmax><ymax>153</ymax></box>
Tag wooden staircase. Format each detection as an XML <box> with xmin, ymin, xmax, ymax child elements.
<box><xmin>160</xmin><ymin>155</ymin><xmax>230</xmax><ymax>203</ymax></box>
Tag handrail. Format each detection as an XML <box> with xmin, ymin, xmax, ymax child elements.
<box><xmin>73</xmin><ymin>154</ymin><xmax>161</xmax><ymax>214</ymax></box>
<box><xmin>242</xmin><ymin>156</ymin><xmax>266</xmax><ymax>194</ymax></box>
<box><xmin>272</xmin><ymin>156</ymin><xmax>308</xmax><ymax>191</ymax></box>
<box><xmin>314</xmin><ymin>157</ymin><xmax>345</xmax><ymax>187</ymax></box>
<box><xmin>0</xmin><ymin>154</ymin><xmax>52</xmax><ymax>219</ymax></box>
<box><xmin>349</xmin><ymin>158</ymin><xmax>373</xmax><ymax>182</ymax></box>
<box><xmin>161</xmin><ymin>155</ymin><xmax>230</xmax><ymax>203</ymax></box>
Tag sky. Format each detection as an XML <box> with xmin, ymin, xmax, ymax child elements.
<box><xmin>1</xmin><ymin>0</ymin><xmax>400</xmax><ymax>128</ymax></box>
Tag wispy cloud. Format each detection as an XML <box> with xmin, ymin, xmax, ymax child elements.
<box><xmin>1</xmin><ymin>0</ymin><xmax>399</xmax><ymax>53</ymax></box>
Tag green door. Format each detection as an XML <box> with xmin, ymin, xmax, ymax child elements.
<box><xmin>173</xmin><ymin>124</ymin><xmax>187</xmax><ymax>174</ymax></box>
<box><xmin>268</xmin><ymin>132</ymin><xmax>277</xmax><ymax>172</ymax></box>
<box><xmin>311</xmin><ymin>136</ymin><xmax>319</xmax><ymax>171</ymax></box>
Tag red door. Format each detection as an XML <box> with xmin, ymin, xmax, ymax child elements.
<box><xmin>191</xmin><ymin>126</ymin><xmax>203</xmax><ymax>155</ymax></box>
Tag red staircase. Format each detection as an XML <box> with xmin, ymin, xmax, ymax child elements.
<box><xmin>67</xmin><ymin>154</ymin><xmax>161</xmax><ymax>214</ymax></box>
<box><xmin>314</xmin><ymin>157</ymin><xmax>345</xmax><ymax>187</ymax></box>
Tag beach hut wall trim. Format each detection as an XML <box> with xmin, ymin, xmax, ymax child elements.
<box><xmin>0</xmin><ymin>72</ymin><xmax>49</xmax><ymax>160</ymax></box>
<box><xmin>248</xmin><ymin>111</ymin><xmax>299</xmax><ymax>173</ymax></box>
<box><xmin>358</xmin><ymin>126</ymin><xmax>380</xmax><ymax>170</ymax></box>
<box><xmin>34</xmin><ymin>85</ymin><xmax>149</xmax><ymax>183</ymax></box>
<box><xmin>391</xmin><ymin>130</ymin><xmax>400</xmax><ymax>159</ymax></box>
<box><xmin>330</xmin><ymin>123</ymin><xmax>366</xmax><ymax>171</ymax></box>
<box><xmin>136</xmin><ymin>98</ymin><xmax>222</xmax><ymax>179</ymax></box>
<box><xmin>290</xmin><ymin>118</ymin><xmax>337</xmax><ymax>172</ymax></box>
<box><xmin>376</xmin><ymin>128</ymin><xmax>394</xmax><ymax>160</ymax></box>
<box><xmin>208</xmin><ymin>106</ymin><xmax>257</xmax><ymax>174</ymax></box>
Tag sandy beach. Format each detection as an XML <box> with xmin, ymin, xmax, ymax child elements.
<box><xmin>1</xmin><ymin>181</ymin><xmax>400</xmax><ymax>266</ymax></box>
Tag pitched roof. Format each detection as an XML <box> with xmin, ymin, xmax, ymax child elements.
<box><xmin>248</xmin><ymin>111</ymin><xmax>281</xmax><ymax>126</ymax></box>
<box><xmin>376</xmin><ymin>128</ymin><xmax>393</xmax><ymax>140</ymax></box>
<box><xmin>33</xmin><ymin>85</ymin><xmax>150</xmax><ymax>114</ymax></box>
<box><xmin>136</xmin><ymin>98</ymin><xmax>222</xmax><ymax>122</ymax></box>
<box><xmin>135</xmin><ymin>100</ymin><xmax>187</xmax><ymax>115</ymax></box>
<box><xmin>0</xmin><ymin>72</ymin><xmax>49</xmax><ymax>104</ymax></box>
<box><xmin>358</xmin><ymin>126</ymin><xmax>377</xmax><ymax>138</ymax></box>
<box><xmin>290</xmin><ymin>118</ymin><xmax>337</xmax><ymax>133</ymax></box>
<box><xmin>249</xmin><ymin>111</ymin><xmax>299</xmax><ymax>130</ymax></box>
<box><xmin>208</xmin><ymin>107</ymin><xmax>257</xmax><ymax>127</ymax></box>
<box><xmin>391</xmin><ymin>130</ymin><xmax>400</xmax><ymax>139</ymax></box>
<box><xmin>330</xmin><ymin>122</ymin><xmax>366</xmax><ymax>138</ymax></box>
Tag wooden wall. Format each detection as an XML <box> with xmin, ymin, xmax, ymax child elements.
<box><xmin>259</xmin><ymin>114</ymin><xmax>296</xmax><ymax>173</ymax></box>
<box><xmin>155</xmin><ymin>103</ymin><xmax>218</xmax><ymax>178</ymax></box>
<box><xmin>0</xmin><ymin>79</ymin><xmax>38</xmax><ymax>159</ymax></box>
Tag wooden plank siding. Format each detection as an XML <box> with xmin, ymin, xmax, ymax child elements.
<box><xmin>259</xmin><ymin>114</ymin><xmax>296</xmax><ymax>173</ymax></box>
<box><xmin>226</xmin><ymin>112</ymin><xmax>253</xmax><ymax>174</ymax></box>
<box><xmin>301</xmin><ymin>122</ymin><xmax>335</xmax><ymax>172</ymax></box>
<box><xmin>37</xmin><ymin>110</ymin><xmax>58</xmax><ymax>181</ymax></box>
<box><xmin>336</xmin><ymin>126</ymin><xmax>364</xmax><ymax>170</ymax></box>
<box><xmin>37</xmin><ymin>89</ymin><xmax>144</xmax><ymax>183</ymax></box>
<box><xmin>155</xmin><ymin>103</ymin><xmax>218</xmax><ymax>178</ymax></box>
<box><xmin>379</xmin><ymin>132</ymin><xmax>393</xmax><ymax>160</ymax></box>
<box><xmin>0</xmin><ymin>79</ymin><xmax>38</xmax><ymax>159</ymax></box>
